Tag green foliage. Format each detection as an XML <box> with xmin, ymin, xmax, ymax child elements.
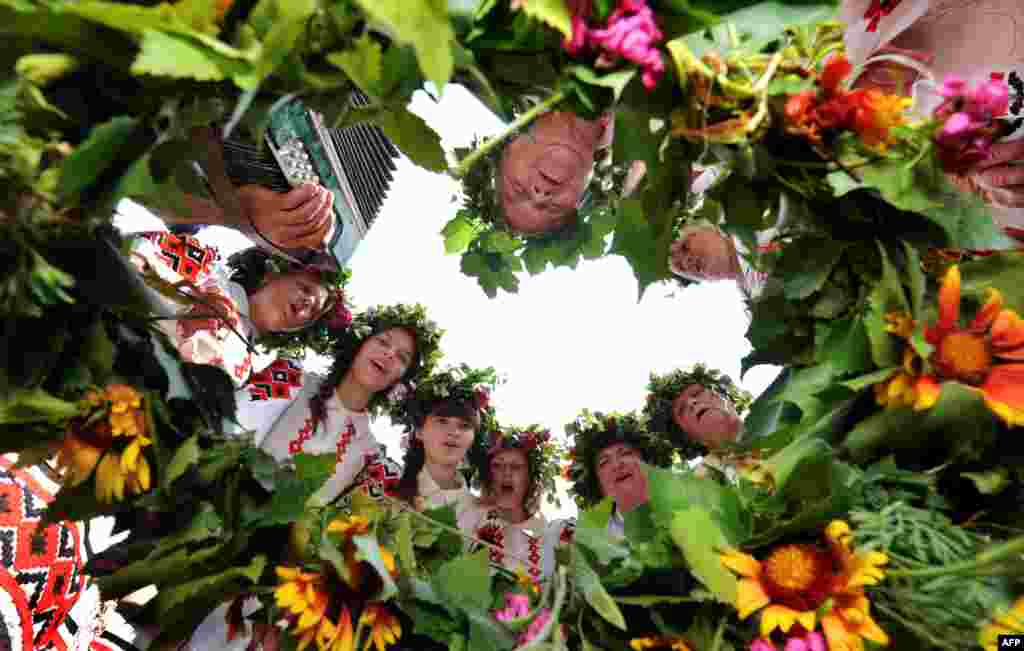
<box><xmin>354</xmin><ymin>0</ymin><xmax>454</xmax><ymax>93</ymax></box>
<box><xmin>241</xmin><ymin>452</ymin><xmax>336</xmax><ymax>527</ymax></box>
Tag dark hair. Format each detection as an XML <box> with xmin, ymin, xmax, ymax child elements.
<box><xmin>226</xmin><ymin>247</ymin><xmax>277</xmax><ymax>296</ymax></box>
<box><xmin>394</xmin><ymin>398</ymin><xmax>481</xmax><ymax>506</ymax></box>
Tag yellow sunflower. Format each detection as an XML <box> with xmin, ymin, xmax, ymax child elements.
<box><xmin>979</xmin><ymin>596</ymin><xmax>1024</xmax><ymax>651</ymax></box>
<box><xmin>629</xmin><ymin>635</ymin><xmax>693</xmax><ymax>651</ymax></box>
<box><xmin>719</xmin><ymin>520</ymin><xmax>889</xmax><ymax>650</ymax></box>
<box><xmin>94</xmin><ymin>449</ymin><xmax>151</xmax><ymax>503</ymax></box>
<box><xmin>275</xmin><ymin>566</ymin><xmax>333</xmax><ymax>651</ymax></box>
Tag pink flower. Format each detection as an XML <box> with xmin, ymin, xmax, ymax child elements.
<box><xmin>781</xmin><ymin>631</ymin><xmax>828</xmax><ymax>651</ymax></box>
<box><xmin>938</xmin><ymin>75</ymin><xmax>967</xmax><ymax>99</ymax></box>
<box><xmin>494</xmin><ymin>594</ymin><xmax>531</xmax><ymax>623</ymax></box>
<box><xmin>563</xmin><ymin>0</ymin><xmax>591</xmax><ymax>56</ymax></box>
<box><xmin>750</xmin><ymin>640</ymin><xmax>778</xmax><ymax>651</ymax></box>
<box><xmin>562</xmin><ymin>0</ymin><xmax>665</xmax><ymax>91</ymax></box>
<box><xmin>473</xmin><ymin>388</ymin><xmax>490</xmax><ymax>411</ymax></box>
<box><xmin>327</xmin><ymin>302</ymin><xmax>353</xmax><ymax>330</ymax></box>
<box><xmin>517</xmin><ymin>609</ymin><xmax>554</xmax><ymax>647</ymax></box>
<box><xmin>968</xmin><ymin>79</ymin><xmax>1009</xmax><ymax>119</ymax></box>
<box><xmin>941</xmin><ymin>112</ymin><xmax>975</xmax><ymax>138</ymax></box>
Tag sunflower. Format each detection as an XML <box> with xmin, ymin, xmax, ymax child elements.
<box><xmin>979</xmin><ymin>596</ymin><xmax>1024</xmax><ymax>651</ymax></box>
<box><xmin>874</xmin><ymin>265</ymin><xmax>1024</xmax><ymax>426</ymax></box>
<box><xmin>94</xmin><ymin>449</ymin><xmax>151</xmax><ymax>503</ymax></box>
<box><xmin>275</xmin><ymin>566</ymin><xmax>333</xmax><ymax>651</ymax></box>
<box><xmin>720</xmin><ymin>520</ymin><xmax>889</xmax><ymax>651</ymax></box>
<box><xmin>359</xmin><ymin>604</ymin><xmax>402</xmax><ymax>651</ymax></box>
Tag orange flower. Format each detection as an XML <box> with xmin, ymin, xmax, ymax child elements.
<box><xmin>275</xmin><ymin>566</ymin><xmax>333</xmax><ymax>651</ymax></box>
<box><xmin>720</xmin><ymin>520</ymin><xmax>889</xmax><ymax>650</ymax></box>
<box><xmin>877</xmin><ymin>266</ymin><xmax>1024</xmax><ymax>426</ymax></box>
<box><xmin>979</xmin><ymin>596</ymin><xmax>1024</xmax><ymax>651</ymax></box>
<box><xmin>360</xmin><ymin>604</ymin><xmax>402</xmax><ymax>651</ymax></box>
<box><xmin>630</xmin><ymin>636</ymin><xmax>693</xmax><ymax>651</ymax></box>
<box><xmin>820</xmin><ymin>54</ymin><xmax>853</xmax><ymax>96</ymax></box>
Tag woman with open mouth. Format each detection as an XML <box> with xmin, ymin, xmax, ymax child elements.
<box><xmin>387</xmin><ymin>364</ymin><xmax>500</xmax><ymax>528</ymax></box>
<box><xmin>128</xmin><ymin>231</ymin><xmax>350</xmax><ymax>392</ymax></box>
<box><xmin>464</xmin><ymin>426</ymin><xmax>564</xmax><ymax>580</ymax></box>
<box><xmin>643</xmin><ymin>364</ymin><xmax>754</xmax><ymax>479</ymax></box>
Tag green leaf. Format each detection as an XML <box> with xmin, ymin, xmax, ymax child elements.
<box><xmin>485</xmin><ymin>231</ymin><xmax>521</xmax><ymax>254</ymax></box>
<box><xmin>0</xmin><ymin>388</ymin><xmax>79</xmax><ymax>426</ymax></box>
<box><xmin>164</xmin><ymin>435</ymin><xmax>200</xmax><ymax>488</ymax></box>
<box><xmin>842</xmin><ymin>382</ymin><xmax>999</xmax><ymax>463</ymax></box>
<box><xmin>645</xmin><ymin>466</ymin><xmax>749</xmax><ymax>544</ymax></box>
<box><xmin>154</xmin><ymin>554</ymin><xmax>267</xmax><ymax>636</ymax></box>
<box><xmin>442</xmin><ymin>214</ymin><xmax>478</xmax><ymax>254</ymax></box>
<box><xmin>242</xmin><ymin>453</ymin><xmax>335</xmax><ymax>526</ymax></box>
<box><xmin>682</xmin><ymin>1</ymin><xmax>839</xmax><ymax>58</ymax></box>
<box><xmin>519</xmin><ymin>0</ymin><xmax>571</xmax><ymax>38</ymax></box>
<box><xmin>862</xmin><ymin>242</ymin><xmax>909</xmax><ymax>368</ymax></box>
<box><xmin>573</xmin><ymin>523</ymin><xmax>629</xmax><ymax>567</ymax></box>
<box><xmin>612</xmin><ymin>595</ymin><xmax>706</xmax><ymax>606</ymax></box>
<box><xmin>96</xmin><ymin>541</ymin><xmax>228</xmax><ymax>599</ymax></box>
<box><xmin>254</xmin><ymin>0</ymin><xmax>316</xmax><ymax>80</ymax></box>
<box><xmin>719</xmin><ymin>182</ymin><xmax>766</xmax><ymax>230</ymax></box>
<box><xmin>773</xmin><ymin>237</ymin><xmax>848</xmax><ymax>301</ymax></box>
<box><xmin>669</xmin><ymin>508</ymin><xmax>738</xmax><ymax>605</ymax></box>
<box><xmin>840</xmin><ymin>367</ymin><xmax>899</xmax><ymax>392</ymax></box>
<box><xmin>817</xmin><ymin>317</ymin><xmax>872</xmax><ymax>377</ymax></box>
<box><xmin>960</xmin><ymin>251</ymin><xmax>1024</xmax><ymax>315</ymax></box>
<box><xmin>776</xmin><ymin>364</ymin><xmax>835</xmax><ymax>418</ymax></box>
<box><xmin>610</xmin><ymin>198</ymin><xmax>670</xmax><ymax>300</ymax></box>
<box><xmin>612</xmin><ymin>108</ymin><xmax>661</xmax><ymax>173</ymax></box>
<box><xmin>58</xmin><ymin>116</ymin><xmax>137</xmax><ymax>200</ymax></box>
<box><xmin>433</xmin><ymin>548</ymin><xmax>492</xmax><ymax>611</ymax></box>
<box><xmin>130</xmin><ymin>30</ymin><xmax>258</xmax><ymax>88</ymax></box>
<box><xmin>903</xmin><ymin>242</ymin><xmax>927</xmax><ymax>321</ymax></box>
<box><xmin>353</xmin><ymin>0</ymin><xmax>454</xmax><ymax>93</ymax></box>
<box><xmin>762</xmin><ymin>436</ymin><xmax>835</xmax><ymax>501</ymax></box>
<box><xmin>521</xmin><ymin>245</ymin><xmax>550</xmax><ymax>275</ymax></box>
<box><xmin>326</xmin><ymin>35</ymin><xmax>384</xmax><ymax>97</ymax></box>
<box><xmin>352</xmin><ymin>533</ymin><xmax>398</xmax><ymax>600</ymax></box>
<box><xmin>149</xmin><ymin>503</ymin><xmax>224</xmax><ymax>558</ymax></box>
<box><xmin>370</xmin><ymin>105</ymin><xmax>447</xmax><ymax>172</ymax></box>
<box><xmin>569</xmin><ymin>66</ymin><xmax>637</xmax><ymax>103</ymax></box>
<box><xmin>960</xmin><ymin>468</ymin><xmax>1010</xmax><ymax>495</ymax></box>
<box><xmin>572</xmin><ymin>548</ymin><xmax>626</xmax><ymax>630</ymax></box>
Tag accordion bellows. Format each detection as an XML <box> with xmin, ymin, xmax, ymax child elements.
<box><xmin>220</xmin><ymin>90</ymin><xmax>400</xmax><ymax>254</ymax></box>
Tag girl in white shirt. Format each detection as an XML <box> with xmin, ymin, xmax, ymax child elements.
<box><xmin>465</xmin><ymin>426</ymin><xmax>564</xmax><ymax>581</ymax></box>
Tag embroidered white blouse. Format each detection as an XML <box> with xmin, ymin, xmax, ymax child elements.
<box><xmin>465</xmin><ymin>505</ymin><xmax>551</xmax><ymax>580</ymax></box>
<box><xmin>128</xmin><ymin>231</ymin><xmax>255</xmax><ymax>388</ymax></box>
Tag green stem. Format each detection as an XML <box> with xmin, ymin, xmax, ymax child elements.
<box><xmin>451</xmin><ymin>90</ymin><xmax>568</xmax><ymax>179</ymax></box>
<box><xmin>752</xmin><ymin>51</ymin><xmax>783</xmax><ymax>94</ymax></box>
<box><xmin>887</xmin><ymin>535</ymin><xmax>1024</xmax><ymax>579</ymax></box>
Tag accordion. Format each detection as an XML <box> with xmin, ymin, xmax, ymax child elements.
<box><xmin>218</xmin><ymin>90</ymin><xmax>400</xmax><ymax>268</ymax></box>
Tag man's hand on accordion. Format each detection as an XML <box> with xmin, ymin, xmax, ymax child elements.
<box><xmin>237</xmin><ymin>182</ymin><xmax>335</xmax><ymax>251</ymax></box>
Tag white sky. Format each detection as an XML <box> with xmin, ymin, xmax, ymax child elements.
<box><xmin>115</xmin><ymin>85</ymin><xmax>779</xmax><ymax>520</ymax></box>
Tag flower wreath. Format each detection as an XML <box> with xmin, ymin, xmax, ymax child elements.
<box><xmin>444</xmin><ymin>129</ymin><xmax>630</xmax><ymax>298</ymax></box>
<box><xmin>468</xmin><ymin>424</ymin><xmax>566</xmax><ymax>516</ymax></box>
<box><xmin>563</xmin><ymin>409</ymin><xmax>676</xmax><ymax>509</ymax></box>
<box><xmin>643</xmin><ymin>364</ymin><xmax>753</xmax><ymax>460</ymax></box>
<box><xmin>387</xmin><ymin>364</ymin><xmax>503</xmax><ymax>470</ymax></box>
<box><xmin>226</xmin><ymin>247</ymin><xmax>353</xmax><ymax>357</ymax></box>
<box><xmin>319</xmin><ymin>303</ymin><xmax>445</xmax><ymax>417</ymax></box>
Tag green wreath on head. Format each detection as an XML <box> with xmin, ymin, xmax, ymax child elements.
<box><xmin>226</xmin><ymin>247</ymin><xmax>354</xmax><ymax>358</ymax></box>
<box><xmin>443</xmin><ymin>132</ymin><xmax>630</xmax><ymax>298</ymax></box>
<box><xmin>468</xmin><ymin>423</ymin><xmax>566</xmax><ymax>516</ymax></box>
<box><xmin>318</xmin><ymin>303</ymin><xmax>445</xmax><ymax>418</ymax></box>
<box><xmin>563</xmin><ymin>409</ymin><xmax>676</xmax><ymax>510</ymax></box>
<box><xmin>643</xmin><ymin>364</ymin><xmax>753</xmax><ymax>460</ymax></box>
<box><xmin>387</xmin><ymin>364</ymin><xmax>503</xmax><ymax>475</ymax></box>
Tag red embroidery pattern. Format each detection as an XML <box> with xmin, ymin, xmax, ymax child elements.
<box><xmin>247</xmin><ymin>359</ymin><xmax>303</xmax><ymax>402</ymax></box>
<box><xmin>288</xmin><ymin>418</ymin><xmax>317</xmax><ymax>455</ymax></box>
<box><xmin>233</xmin><ymin>355</ymin><xmax>253</xmax><ymax>383</ymax></box>
<box><xmin>357</xmin><ymin>451</ymin><xmax>402</xmax><ymax>499</ymax></box>
<box><xmin>863</xmin><ymin>0</ymin><xmax>903</xmax><ymax>32</ymax></box>
<box><xmin>477</xmin><ymin>515</ymin><xmax>505</xmax><ymax>565</ymax></box>
<box><xmin>525</xmin><ymin>533</ymin><xmax>542</xmax><ymax>579</ymax></box>
<box><xmin>142</xmin><ymin>232</ymin><xmax>219</xmax><ymax>284</ymax></box>
<box><xmin>336</xmin><ymin>420</ymin><xmax>356</xmax><ymax>462</ymax></box>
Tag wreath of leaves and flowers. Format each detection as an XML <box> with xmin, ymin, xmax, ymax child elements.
<box><xmin>643</xmin><ymin>364</ymin><xmax>753</xmax><ymax>460</ymax></box>
<box><xmin>320</xmin><ymin>303</ymin><xmax>445</xmax><ymax>417</ymax></box>
<box><xmin>563</xmin><ymin>409</ymin><xmax>676</xmax><ymax>509</ymax></box>
<box><xmin>386</xmin><ymin>362</ymin><xmax>502</xmax><ymax>453</ymax></box>
<box><xmin>442</xmin><ymin>134</ymin><xmax>628</xmax><ymax>298</ymax></box>
<box><xmin>468</xmin><ymin>424</ymin><xmax>566</xmax><ymax>516</ymax></box>
<box><xmin>226</xmin><ymin>247</ymin><xmax>354</xmax><ymax>358</ymax></box>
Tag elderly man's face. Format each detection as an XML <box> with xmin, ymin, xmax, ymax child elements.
<box><xmin>671</xmin><ymin>384</ymin><xmax>741</xmax><ymax>449</ymax></box>
<box><xmin>499</xmin><ymin>112</ymin><xmax>610</xmax><ymax>234</ymax></box>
